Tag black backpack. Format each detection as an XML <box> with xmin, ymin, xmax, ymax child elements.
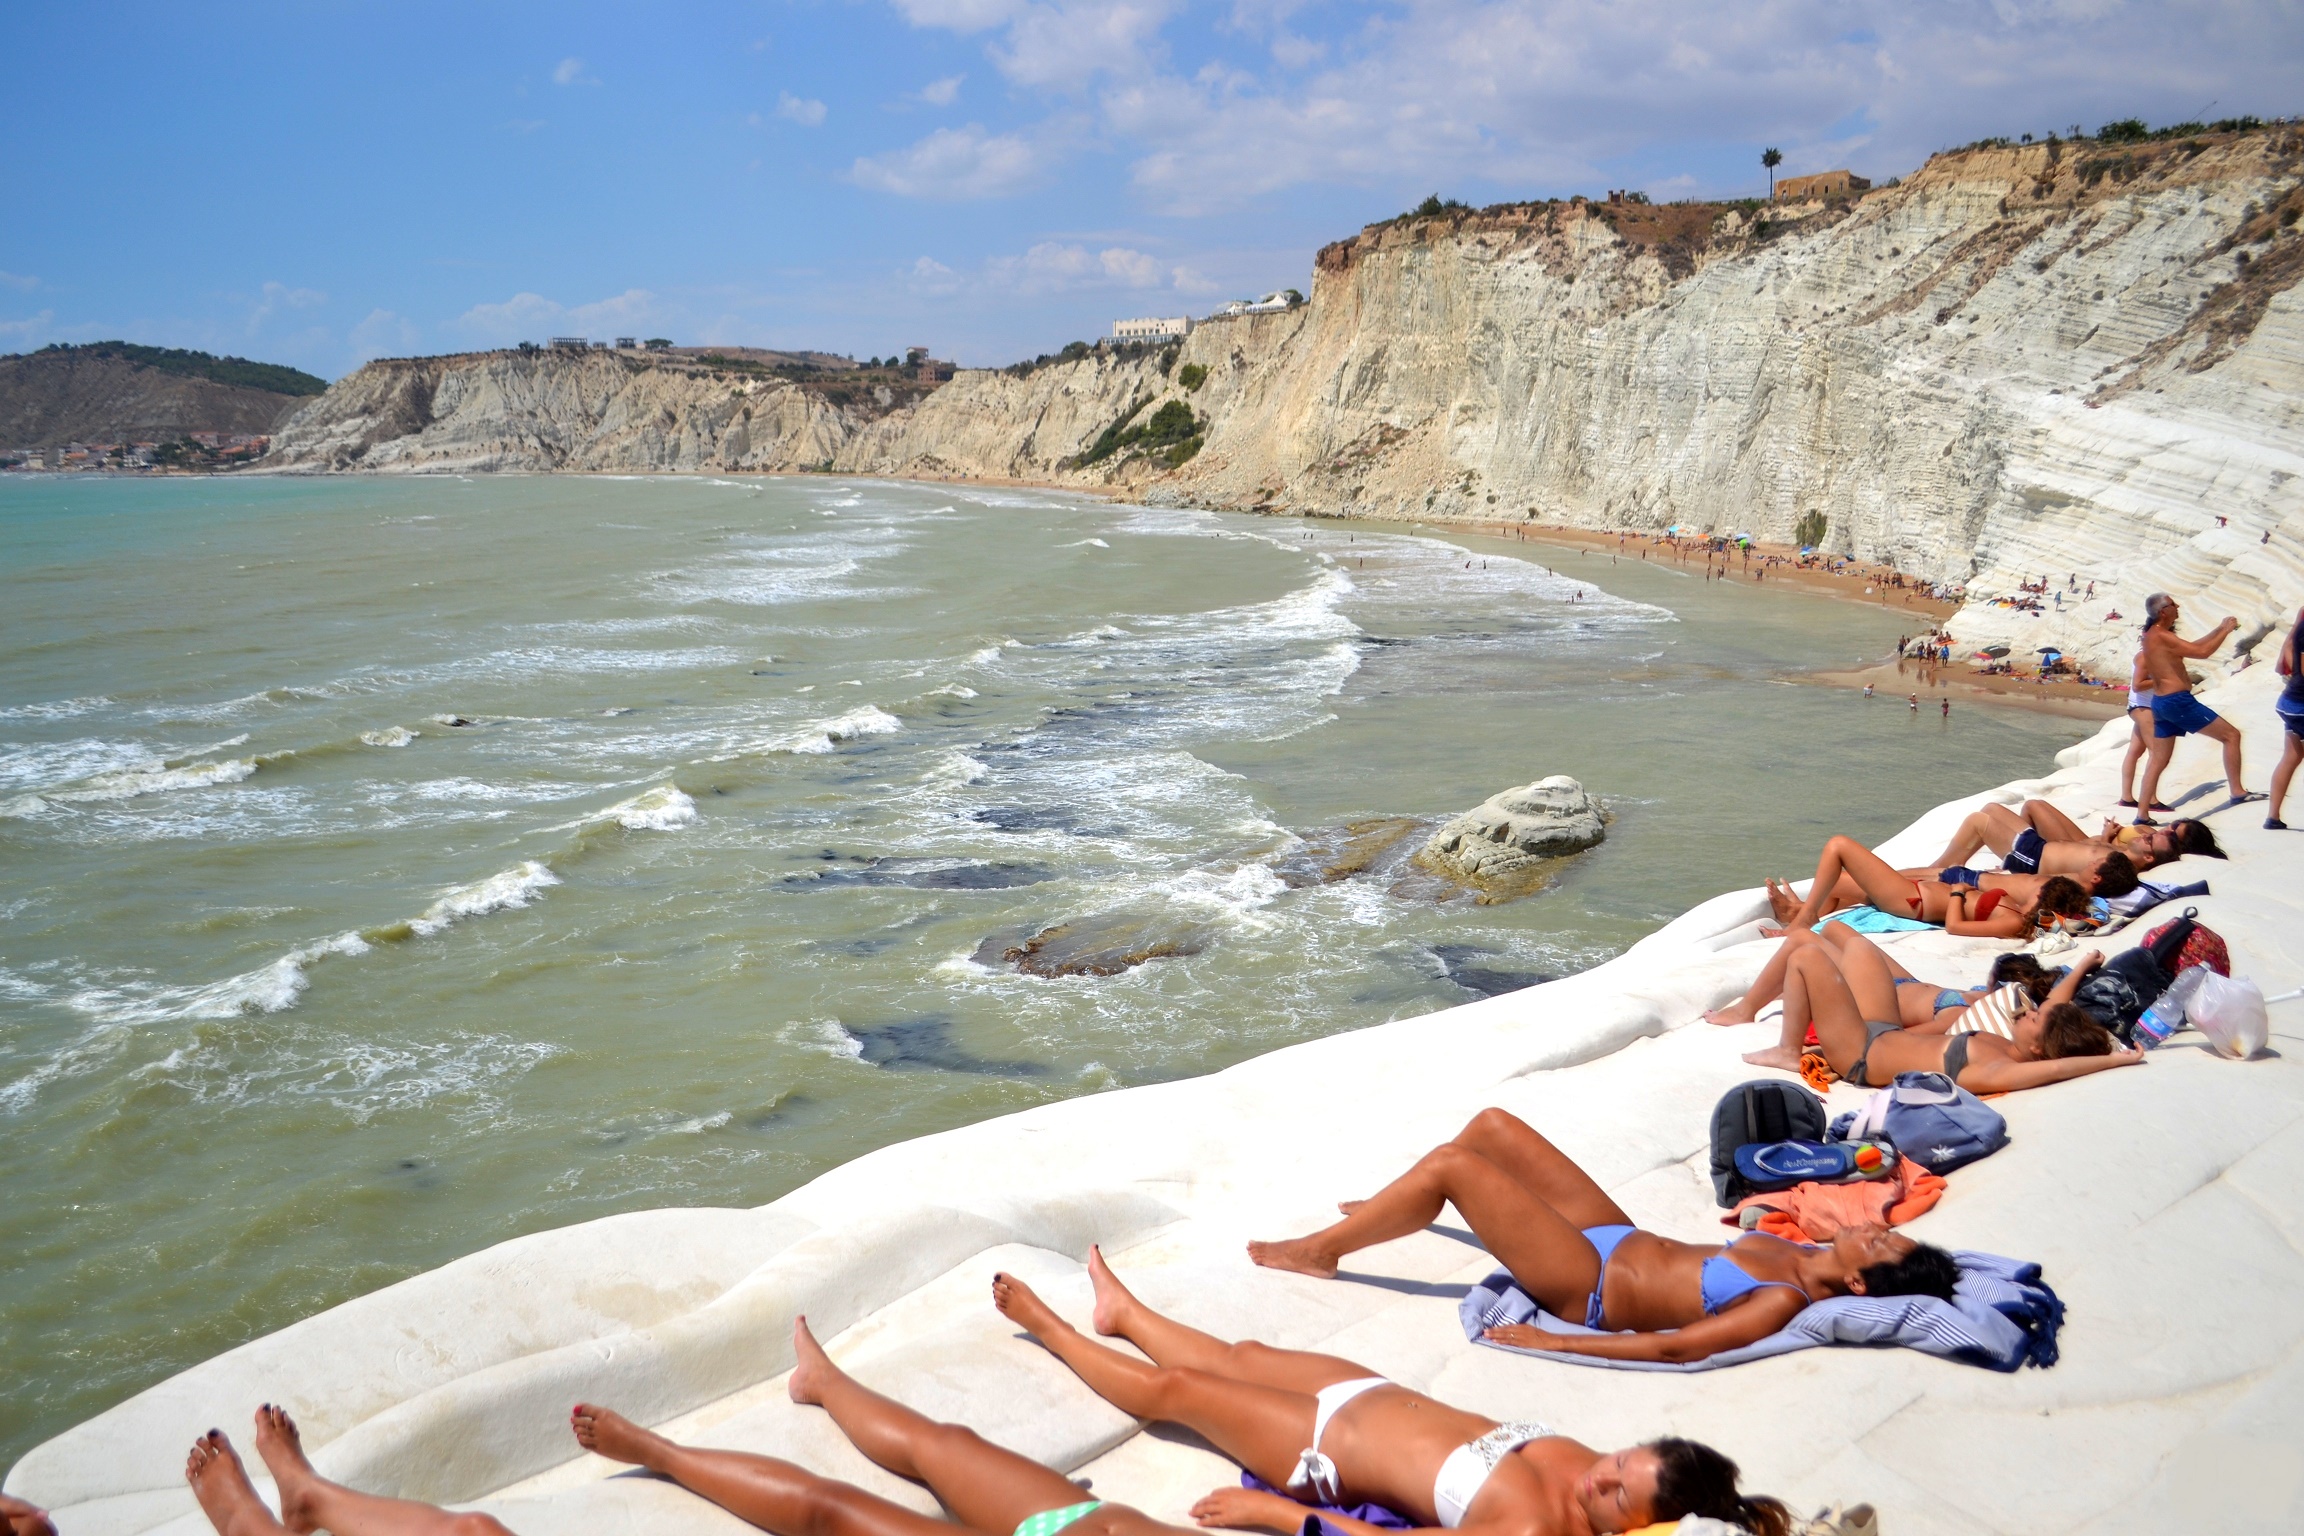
<box><xmin>1710</xmin><ymin>1079</ymin><xmax>1828</xmax><ymax>1205</ymax></box>
<box><xmin>2073</xmin><ymin>906</ymin><xmax>2203</xmax><ymax>1044</ymax></box>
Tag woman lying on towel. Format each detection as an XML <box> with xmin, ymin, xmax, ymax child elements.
<box><xmin>1738</xmin><ymin>934</ymin><xmax>2138</xmax><ymax>1090</ymax></box>
<box><xmin>1246</xmin><ymin>1108</ymin><xmax>1958</xmax><ymax>1366</ymax></box>
<box><xmin>993</xmin><ymin>1249</ymin><xmax>1789</xmax><ymax>1536</ymax></box>
<box><xmin>1704</xmin><ymin>924</ymin><xmax>2057</xmax><ymax>1032</ymax></box>
<box><xmin>1767</xmin><ymin>834</ymin><xmax>2098</xmax><ymax>938</ymax></box>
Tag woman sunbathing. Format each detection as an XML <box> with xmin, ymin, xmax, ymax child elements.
<box><xmin>1244</xmin><ymin>1109</ymin><xmax>1956</xmax><ymax>1366</ymax></box>
<box><xmin>994</xmin><ymin>1249</ymin><xmax>1788</xmax><ymax>1536</ymax></box>
<box><xmin>1705</xmin><ymin>925</ymin><xmax>2055</xmax><ymax>1032</ymax></box>
<box><xmin>1771</xmin><ymin>834</ymin><xmax>2095</xmax><ymax>937</ymax></box>
<box><xmin>1742</xmin><ymin>939</ymin><xmax>2140</xmax><ymax>1091</ymax></box>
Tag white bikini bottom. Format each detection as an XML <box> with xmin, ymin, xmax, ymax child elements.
<box><xmin>1288</xmin><ymin>1377</ymin><xmax>1390</xmax><ymax>1504</ymax></box>
<box><xmin>1432</xmin><ymin>1421</ymin><xmax>1557</xmax><ymax>1528</ymax></box>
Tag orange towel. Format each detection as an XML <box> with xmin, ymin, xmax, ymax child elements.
<box><xmin>1726</xmin><ymin>1157</ymin><xmax>1947</xmax><ymax>1243</ymax></box>
<box><xmin>1800</xmin><ymin>1048</ymin><xmax>1839</xmax><ymax>1093</ymax></box>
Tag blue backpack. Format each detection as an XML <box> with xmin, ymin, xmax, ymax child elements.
<box><xmin>1868</xmin><ymin>1071</ymin><xmax>2009</xmax><ymax>1174</ymax></box>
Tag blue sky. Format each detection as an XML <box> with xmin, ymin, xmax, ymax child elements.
<box><xmin>4</xmin><ymin>1</ymin><xmax>2298</xmax><ymax>377</ymax></box>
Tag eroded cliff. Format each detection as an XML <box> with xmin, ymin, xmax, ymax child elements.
<box><xmin>269</xmin><ymin>127</ymin><xmax>2304</xmax><ymax>669</ymax></box>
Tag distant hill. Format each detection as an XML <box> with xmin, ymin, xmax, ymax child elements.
<box><xmin>0</xmin><ymin>342</ymin><xmax>329</xmax><ymax>446</ymax></box>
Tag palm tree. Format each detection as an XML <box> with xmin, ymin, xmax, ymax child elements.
<box><xmin>1762</xmin><ymin>147</ymin><xmax>1782</xmax><ymax>200</ymax></box>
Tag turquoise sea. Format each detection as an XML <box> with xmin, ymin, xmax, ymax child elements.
<box><xmin>0</xmin><ymin>473</ymin><xmax>2085</xmax><ymax>1467</ymax></box>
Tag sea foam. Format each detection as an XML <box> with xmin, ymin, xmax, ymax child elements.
<box><xmin>601</xmin><ymin>784</ymin><xmax>698</xmax><ymax>831</ymax></box>
<box><xmin>770</xmin><ymin>705</ymin><xmax>903</xmax><ymax>755</ymax></box>
<box><xmin>406</xmin><ymin>862</ymin><xmax>561</xmax><ymax>937</ymax></box>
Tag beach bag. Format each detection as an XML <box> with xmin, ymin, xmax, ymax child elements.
<box><xmin>1731</xmin><ymin>1139</ymin><xmax>1893</xmax><ymax>1192</ymax></box>
<box><xmin>2074</xmin><ymin>949</ymin><xmax>2167</xmax><ymax>1042</ymax></box>
<box><xmin>2188</xmin><ymin>972</ymin><xmax>2268</xmax><ymax>1058</ymax></box>
<box><xmin>2143</xmin><ymin>912</ymin><xmax>2229</xmax><ymax>977</ymax></box>
<box><xmin>1710</xmin><ymin>1080</ymin><xmax>1827</xmax><ymax>1205</ymax></box>
<box><xmin>1875</xmin><ymin>1071</ymin><xmax>2008</xmax><ymax>1174</ymax></box>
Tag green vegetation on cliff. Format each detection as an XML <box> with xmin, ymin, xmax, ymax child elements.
<box><xmin>33</xmin><ymin>341</ymin><xmax>327</xmax><ymax>396</ymax></box>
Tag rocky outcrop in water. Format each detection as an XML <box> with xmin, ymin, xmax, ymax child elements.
<box><xmin>1418</xmin><ymin>776</ymin><xmax>1606</xmax><ymax>899</ymax></box>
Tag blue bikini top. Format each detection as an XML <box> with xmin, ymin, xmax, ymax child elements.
<box><xmin>1699</xmin><ymin>1239</ymin><xmax>1812</xmax><ymax>1315</ymax></box>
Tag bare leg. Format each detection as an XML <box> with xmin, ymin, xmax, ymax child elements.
<box><xmin>2135</xmin><ymin>735</ymin><xmax>2178</xmax><ymax>821</ymax></box>
<box><xmin>1928</xmin><ymin>805</ymin><xmax>2019</xmax><ymax>868</ymax></box>
<box><xmin>990</xmin><ymin>1275</ymin><xmax>1312</xmax><ymax>1486</ymax></box>
<box><xmin>2019</xmin><ymin>800</ymin><xmax>2089</xmax><ymax>843</ymax></box>
<box><xmin>1245</xmin><ymin>1112</ymin><xmax>1612</xmax><ymax>1319</ymax></box>
<box><xmin>1071</xmin><ymin>1247</ymin><xmax>1375</xmax><ymax>1395</ymax></box>
<box><xmin>1790</xmin><ymin>836</ymin><xmax>1927</xmax><ymax>928</ymax></box>
<box><xmin>186</xmin><ymin>1433</ymin><xmax>290</xmax><ymax>1536</ymax></box>
<box><xmin>1785</xmin><ymin>949</ymin><xmax>1888</xmax><ymax>1081</ymax></box>
<box><xmin>2268</xmin><ymin>732</ymin><xmax>2303</xmax><ymax>823</ymax></box>
<box><xmin>572</xmin><ymin>1393</ymin><xmax>981</xmax><ymax>1536</ymax></box>
<box><xmin>1707</xmin><ymin>929</ymin><xmax>1825</xmax><ymax>1023</ymax></box>
<box><xmin>2204</xmin><ymin>716</ymin><xmax>2248</xmax><ymax>797</ymax></box>
<box><xmin>252</xmin><ymin>1407</ymin><xmax>511</xmax><ymax>1536</ymax></box>
<box><xmin>2119</xmin><ymin>711</ymin><xmax>2151</xmax><ymax>802</ymax></box>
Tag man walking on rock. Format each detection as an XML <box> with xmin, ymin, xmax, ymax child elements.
<box><xmin>2134</xmin><ymin>592</ymin><xmax>2260</xmax><ymax>823</ymax></box>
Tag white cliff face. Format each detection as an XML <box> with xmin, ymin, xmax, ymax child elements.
<box><xmin>265</xmin><ymin>352</ymin><xmax>856</xmax><ymax>474</ymax></box>
<box><xmin>267</xmin><ymin>130</ymin><xmax>2304</xmax><ymax>671</ymax></box>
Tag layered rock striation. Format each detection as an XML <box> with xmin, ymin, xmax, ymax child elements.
<box><xmin>267</xmin><ymin>127</ymin><xmax>2304</xmax><ymax>670</ymax></box>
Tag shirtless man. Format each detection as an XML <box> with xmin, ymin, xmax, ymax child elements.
<box><xmin>994</xmin><ymin>1250</ymin><xmax>1788</xmax><ymax>1536</ymax></box>
<box><xmin>2133</xmin><ymin>593</ymin><xmax>2259</xmax><ymax>822</ymax></box>
<box><xmin>1926</xmin><ymin>799</ymin><xmax>2217</xmax><ymax>878</ymax></box>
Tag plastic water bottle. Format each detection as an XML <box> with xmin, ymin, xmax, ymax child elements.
<box><xmin>2135</xmin><ymin>966</ymin><xmax>2210</xmax><ymax>1048</ymax></box>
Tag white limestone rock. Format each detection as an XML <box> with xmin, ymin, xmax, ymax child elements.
<box><xmin>1418</xmin><ymin>775</ymin><xmax>1605</xmax><ymax>896</ymax></box>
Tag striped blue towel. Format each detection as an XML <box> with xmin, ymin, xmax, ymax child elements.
<box><xmin>1458</xmin><ymin>1249</ymin><xmax>2062</xmax><ymax>1371</ymax></box>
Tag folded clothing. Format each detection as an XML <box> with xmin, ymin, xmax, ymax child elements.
<box><xmin>1460</xmin><ymin>1250</ymin><xmax>2061</xmax><ymax>1372</ymax></box>
<box><xmin>1241</xmin><ymin>1471</ymin><xmax>1410</xmax><ymax>1533</ymax></box>
<box><xmin>1727</xmin><ymin>1156</ymin><xmax>1946</xmax><ymax>1243</ymax></box>
<box><xmin>1820</xmin><ymin>906</ymin><xmax>1935</xmax><ymax>934</ymax></box>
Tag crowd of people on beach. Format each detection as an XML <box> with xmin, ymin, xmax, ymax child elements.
<box><xmin>10</xmin><ymin>598</ymin><xmax>2295</xmax><ymax>1536</ymax></box>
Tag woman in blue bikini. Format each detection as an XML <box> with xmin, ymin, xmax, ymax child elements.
<box><xmin>1248</xmin><ymin>1108</ymin><xmax>1958</xmax><ymax>1364</ymax></box>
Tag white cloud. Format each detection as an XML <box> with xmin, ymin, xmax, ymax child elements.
<box><xmin>778</xmin><ymin>91</ymin><xmax>829</xmax><ymax>126</ymax></box>
<box><xmin>981</xmin><ymin>241</ymin><xmax>1188</xmax><ymax>292</ymax></box>
<box><xmin>456</xmin><ymin>288</ymin><xmax>660</xmax><ymax>342</ymax></box>
<box><xmin>909</xmin><ymin>256</ymin><xmax>963</xmax><ymax>294</ymax></box>
<box><xmin>0</xmin><ymin>271</ymin><xmax>36</xmax><ymax>291</ymax></box>
<box><xmin>852</xmin><ymin>124</ymin><xmax>1049</xmax><ymax>198</ymax></box>
<box><xmin>0</xmin><ymin>308</ymin><xmax>55</xmax><ymax>341</ymax></box>
<box><xmin>880</xmin><ymin>0</ymin><xmax>2304</xmax><ymax>213</ymax></box>
<box><xmin>552</xmin><ymin>57</ymin><xmax>597</xmax><ymax>86</ymax></box>
<box><xmin>919</xmin><ymin>74</ymin><xmax>965</xmax><ymax>105</ymax></box>
<box><xmin>248</xmin><ymin>280</ymin><xmax>328</xmax><ymax>330</ymax></box>
<box><xmin>348</xmin><ymin>309</ymin><xmax>421</xmax><ymax>362</ymax></box>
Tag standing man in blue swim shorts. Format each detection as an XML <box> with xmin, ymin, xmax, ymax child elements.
<box><xmin>2134</xmin><ymin>592</ymin><xmax>2260</xmax><ymax>824</ymax></box>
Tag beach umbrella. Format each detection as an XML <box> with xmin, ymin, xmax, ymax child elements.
<box><xmin>1982</xmin><ymin>645</ymin><xmax>2011</xmax><ymax>658</ymax></box>
<box><xmin>1798</xmin><ymin>545</ymin><xmax>1816</xmax><ymax>555</ymax></box>
<box><xmin>2037</xmin><ymin>647</ymin><xmax>2063</xmax><ymax>657</ymax></box>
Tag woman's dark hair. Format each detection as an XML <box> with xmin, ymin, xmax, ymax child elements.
<box><xmin>2171</xmin><ymin>819</ymin><xmax>2226</xmax><ymax>859</ymax></box>
<box><xmin>2031</xmin><ymin>875</ymin><xmax>2092</xmax><ymax>926</ymax></box>
<box><xmin>2039</xmin><ymin>1001</ymin><xmax>2117</xmax><ymax>1058</ymax></box>
<box><xmin>1858</xmin><ymin>1240</ymin><xmax>1961</xmax><ymax>1301</ymax></box>
<box><xmin>2091</xmin><ymin>850</ymin><xmax>2140</xmax><ymax>898</ymax></box>
<box><xmin>1989</xmin><ymin>952</ymin><xmax>2056</xmax><ymax>1002</ymax></box>
<box><xmin>1647</xmin><ymin>1439</ymin><xmax>1790</xmax><ymax>1536</ymax></box>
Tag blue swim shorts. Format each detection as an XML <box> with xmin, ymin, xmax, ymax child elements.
<box><xmin>2152</xmin><ymin>690</ymin><xmax>2220</xmax><ymax>739</ymax></box>
<box><xmin>2279</xmin><ymin>700</ymin><xmax>2304</xmax><ymax>742</ymax></box>
<box><xmin>2002</xmin><ymin>826</ymin><xmax>2045</xmax><ymax>875</ymax></box>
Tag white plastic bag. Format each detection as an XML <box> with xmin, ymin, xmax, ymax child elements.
<box><xmin>2188</xmin><ymin>971</ymin><xmax>2268</xmax><ymax>1059</ymax></box>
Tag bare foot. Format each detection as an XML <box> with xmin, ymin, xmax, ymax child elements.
<box><xmin>1245</xmin><ymin>1236</ymin><xmax>1340</xmax><ymax>1279</ymax></box>
<box><xmin>1704</xmin><ymin>1002</ymin><xmax>1759</xmax><ymax>1025</ymax></box>
<box><xmin>1764</xmin><ymin>879</ymin><xmax>1800</xmax><ymax>926</ymax></box>
<box><xmin>1083</xmin><ymin>1245</ymin><xmax>1137</xmax><ymax>1337</ymax></box>
<box><xmin>1336</xmin><ymin>1199</ymin><xmax>1366</xmax><ymax>1215</ymax></box>
<box><xmin>251</xmin><ymin>1406</ymin><xmax>320</xmax><ymax>1536</ymax></box>
<box><xmin>787</xmin><ymin>1315</ymin><xmax>836</xmax><ymax>1406</ymax></box>
<box><xmin>185</xmin><ymin>1432</ymin><xmax>277</xmax><ymax>1536</ymax></box>
<box><xmin>1741</xmin><ymin>1045</ymin><xmax>1805</xmax><ymax>1071</ymax></box>
<box><xmin>570</xmin><ymin>1403</ymin><xmax>671</xmax><ymax>1469</ymax></box>
<box><xmin>992</xmin><ymin>1270</ymin><xmax>1072</xmax><ymax>1344</ymax></box>
<box><xmin>1758</xmin><ymin>923</ymin><xmax>1786</xmax><ymax>939</ymax></box>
